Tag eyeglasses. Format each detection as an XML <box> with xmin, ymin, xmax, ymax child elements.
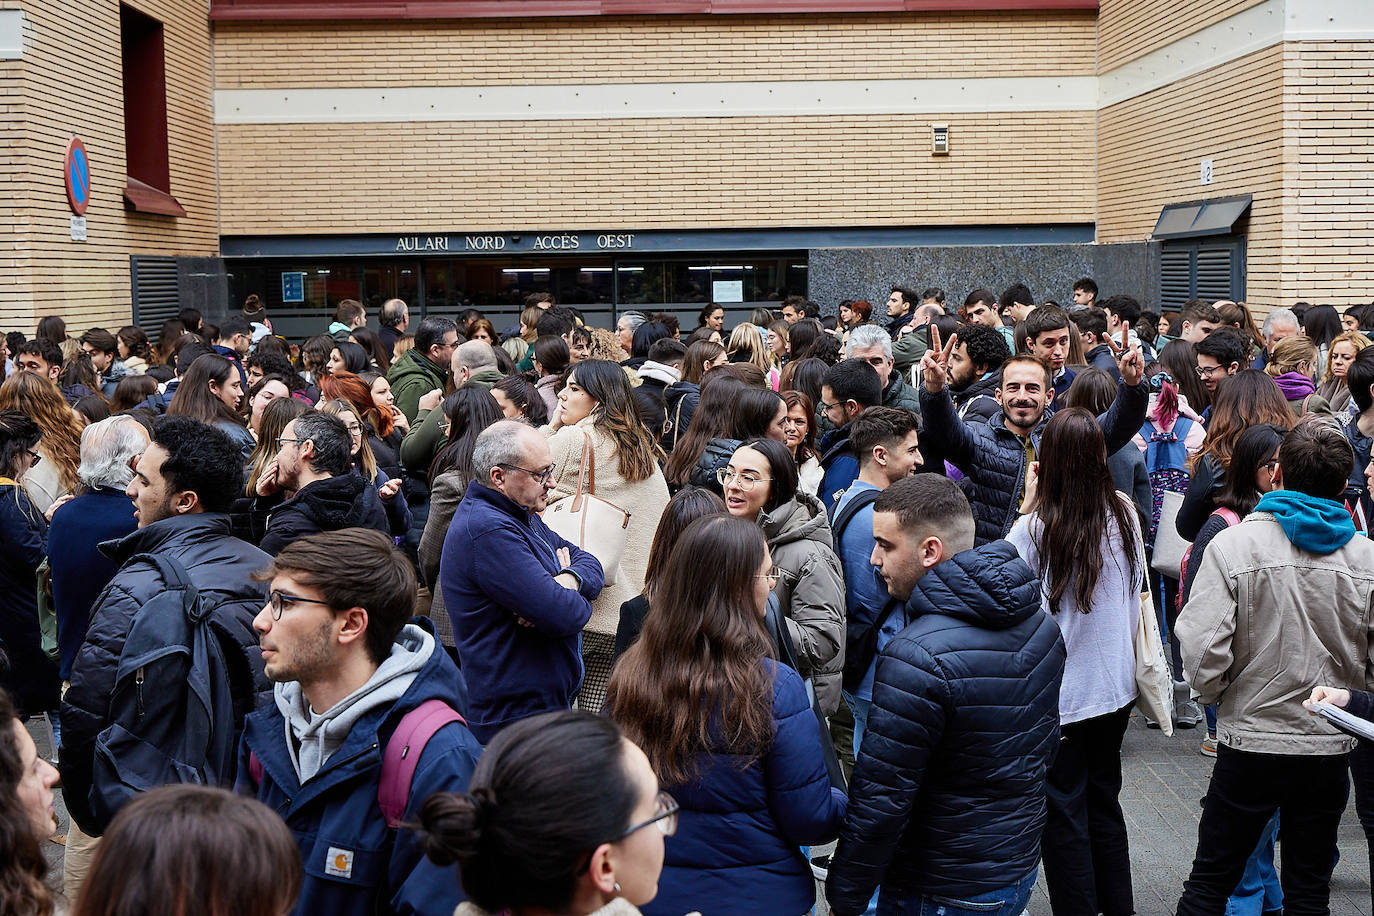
<box><xmin>265</xmin><ymin>589</ymin><xmax>334</xmax><ymax>621</ymax></box>
<box><xmin>342</xmin><ymin>422</ymin><xmax>362</xmax><ymax>434</ymax></box>
<box><xmin>755</xmin><ymin>566</ymin><xmax>782</xmax><ymax>586</ymax></box>
<box><xmin>499</xmin><ymin>463</ymin><xmax>556</xmax><ymax>485</ymax></box>
<box><xmin>24</xmin><ymin>449</ymin><xmax>41</xmax><ymax>466</ymax></box>
<box><xmin>818</xmin><ymin>400</ymin><xmax>841</xmax><ymax>412</ymax></box>
<box><xmin>612</xmin><ymin>791</ymin><xmax>680</xmax><ymax>842</ymax></box>
<box><xmin>1263</xmin><ymin>460</ymin><xmax>1280</xmax><ymax>473</ymax></box>
<box><xmin>1196</xmin><ymin>365</ymin><xmax>1228</xmax><ymax>378</ymax></box>
<box><xmin>717</xmin><ymin>468</ymin><xmax>772</xmax><ymax>491</ymax></box>
<box><xmin>275</xmin><ymin>436</ymin><xmax>305</xmax><ymax>449</ymax></box>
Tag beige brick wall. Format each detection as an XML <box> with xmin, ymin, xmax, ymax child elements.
<box><xmin>1097</xmin><ymin>0</ymin><xmax>1268</xmax><ymax>74</ymax></box>
<box><xmin>217</xmin><ymin>111</ymin><xmax>1096</xmax><ymax>236</ymax></box>
<box><xmin>1097</xmin><ymin>45</ymin><xmax>1284</xmax><ymax>308</ymax></box>
<box><xmin>1278</xmin><ymin>42</ymin><xmax>1374</xmax><ymax>307</ymax></box>
<box><xmin>213</xmin><ymin>11</ymin><xmax>1098</xmax><ymax>88</ymax></box>
<box><xmin>0</xmin><ymin>0</ymin><xmax>218</xmax><ymax>335</ymax></box>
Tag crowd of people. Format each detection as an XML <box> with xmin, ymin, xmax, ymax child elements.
<box><xmin>1</xmin><ymin>284</ymin><xmax>1374</xmax><ymax>916</ymax></box>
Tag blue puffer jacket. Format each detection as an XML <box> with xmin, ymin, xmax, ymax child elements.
<box><xmin>237</xmin><ymin>619</ymin><xmax>482</xmax><ymax>916</ymax></box>
<box><xmin>439</xmin><ymin>481</ymin><xmax>603</xmax><ymax>743</ymax></box>
<box><xmin>826</xmin><ymin>541</ymin><xmax>1066</xmax><ymax>913</ymax></box>
<box><xmin>643</xmin><ymin>659</ymin><xmax>847</xmax><ymax>916</ymax></box>
<box><xmin>918</xmin><ymin>380</ymin><xmax>1147</xmax><ymax>544</ymax></box>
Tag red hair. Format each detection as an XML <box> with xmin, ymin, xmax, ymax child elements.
<box><xmin>320</xmin><ymin>371</ymin><xmax>393</xmax><ymax>439</ymax></box>
<box><xmin>849</xmin><ymin>300</ymin><xmax>872</xmax><ymax>322</ymax></box>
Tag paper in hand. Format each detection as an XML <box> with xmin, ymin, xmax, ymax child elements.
<box><xmin>1311</xmin><ymin>701</ymin><xmax>1374</xmax><ymax>742</ymax></box>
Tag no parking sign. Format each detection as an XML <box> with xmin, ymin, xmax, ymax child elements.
<box><xmin>65</xmin><ymin>137</ymin><xmax>89</xmax><ymax>215</ymax></box>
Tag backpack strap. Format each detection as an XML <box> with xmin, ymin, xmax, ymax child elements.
<box><xmin>829</xmin><ymin>488</ymin><xmax>881</xmax><ymax>554</ymax></box>
<box><xmin>248</xmin><ymin>751</ymin><xmax>264</xmax><ymax>786</ymax></box>
<box><xmin>379</xmin><ymin>699</ymin><xmax>467</xmax><ymax>828</ymax></box>
<box><xmin>1214</xmin><ymin>507</ymin><xmax>1241</xmax><ymax>526</ymax></box>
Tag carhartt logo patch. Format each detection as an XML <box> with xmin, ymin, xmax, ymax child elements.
<box><xmin>325</xmin><ymin>847</ymin><xmax>354</xmax><ymax>879</ymax></box>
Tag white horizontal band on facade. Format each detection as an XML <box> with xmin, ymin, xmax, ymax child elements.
<box><xmin>1099</xmin><ymin>0</ymin><xmax>1374</xmax><ymax>108</ymax></box>
<box><xmin>214</xmin><ymin>76</ymin><xmax>1100</xmax><ymax>124</ymax></box>
<box><xmin>212</xmin><ymin>0</ymin><xmax>1374</xmax><ymax>125</ymax></box>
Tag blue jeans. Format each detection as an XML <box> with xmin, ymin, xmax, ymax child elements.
<box><xmin>1224</xmin><ymin>812</ymin><xmax>1282</xmax><ymax>916</ymax></box>
<box><xmin>876</xmin><ymin>868</ymin><xmax>1037</xmax><ymax>916</ymax></box>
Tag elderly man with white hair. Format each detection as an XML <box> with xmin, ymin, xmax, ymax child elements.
<box><xmin>1257</xmin><ymin>307</ymin><xmax>1301</xmax><ymax>370</ymax></box>
<box><xmin>846</xmin><ymin>323</ymin><xmax>923</xmax><ymax>416</ymax></box>
<box><xmin>47</xmin><ymin>416</ymin><xmax>149</xmax><ymax>683</ymax></box>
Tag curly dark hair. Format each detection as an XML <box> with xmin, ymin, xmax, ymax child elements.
<box><xmin>151</xmin><ymin>416</ymin><xmax>246</xmax><ymax>512</ymax></box>
<box><xmin>956</xmin><ymin>322</ymin><xmax>1012</xmax><ymax>372</ymax></box>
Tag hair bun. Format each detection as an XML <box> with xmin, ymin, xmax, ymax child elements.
<box><xmin>418</xmin><ymin>789</ymin><xmax>494</xmax><ymax>868</ymax></box>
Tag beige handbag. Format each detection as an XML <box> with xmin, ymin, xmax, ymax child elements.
<box><xmin>1135</xmin><ymin>583</ymin><xmax>1175</xmax><ymax>737</ymax></box>
<box><xmin>1150</xmin><ymin>489</ymin><xmax>1190</xmax><ymax>579</ymax></box>
<box><xmin>542</xmin><ymin>430</ymin><xmax>630</xmax><ymax>587</ymax></box>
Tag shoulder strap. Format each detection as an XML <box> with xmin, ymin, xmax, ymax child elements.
<box><xmin>1301</xmin><ymin>393</ymin><xmax>1314</xmax><ymax>415</ymax></box>
<box><xmin>248</xmin><ymin>751</ymin><xmax>263</xmax><ymax>786</ymax></box>
<box><xmin>829</xmin><ymin>488</ymin><xmax>881</xmax><ymax>552</ymax></box>
<box><xmin>1214</xmin><ymin>507</ymin><xmax>1241</xmax><ymax>526</ymax></box>
<box><xmin>379</xmin><ymin>699</ymin><xmax>467</xmax><ymax>828</ymax></box>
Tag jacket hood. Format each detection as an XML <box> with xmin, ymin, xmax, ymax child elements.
<box><xmin>289</xmin><ymin>474</ymin><xmax>374</xmax><ymax>529</ymax></box>
<box><xmin>906</xmin><ymin>540</ymin><xmax>1043</xmax><ymax>630</ymax></box>
<box><xmin>389</xmin><ymin>347</ymin><xmax>445</xmax><ymax>384</ymax></box>
<box><xmin>637</xmin><ymin>360</ymin><xmax>681</xmax><ymax>386</ymax></box>
<box><xmin>760</xmin><ymin>490</ymin><xmax>832</xmax><ymax>549</ymax></box>
<box><xmin>465</xmin><ymin>367</ymin><xmax>504</xmax><ymax>389</ymax></box>
<box><xmin>1254</xmin><ymin>490</ymin><xmax>1356</xmax><ymax>554</ymax></box>
<box><xmin>275</xmin><ymin>623</ymin><xmax>433</xmax><ymax>782</ymax></box>
<box><xmin>101</xmin><ymin>511</ymin><xmax>236</xmax><ymax>563</ymax></box>
<box><xmin>663</xmin><ymin>380</ymin><xmax>698</xmax><ymax>403</ymax></box>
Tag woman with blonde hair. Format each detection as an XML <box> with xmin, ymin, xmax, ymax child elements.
<box><xmin>543</xmin><ymin>359</ymin><xmax>670</xmax><ymax>713</ymax></box>
<box><xmin>502</xmin><ymin>305</ymin><xmax>543</xmax><ymax>364</ymax></box>
<box><xmin>0</xmin><ymin>372</ymin><xmax>82</xmax><ymax>514</ymax></box>
<box><xmin>727</xmin><ymin>323</ymin><xmax>780</xmax><ymax>390</ymax></box>
<box><xmin>1264</xmin><ymin>335</ymin><xmax>1332</xmax><ymax>416</ymax></box>
<box><xmin>1317</xmin><ymin>329</ymin><xmax>1371</xmax><ymax>415</ymax></box>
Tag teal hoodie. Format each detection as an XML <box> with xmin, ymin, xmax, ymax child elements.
<box><xmin>1255</xmin><ymin>490</ymin><xmax>1356</xmax><ymax>555</ymax></box>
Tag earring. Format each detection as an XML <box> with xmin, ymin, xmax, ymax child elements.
<box><xmin>613</xmin><ymin>882</ymin><xmax>621</xmax><ymax>894</ymax></box>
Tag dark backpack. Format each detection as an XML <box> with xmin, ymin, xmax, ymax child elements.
<box><xmin>89</xmin><ymin>553</ymin><xmax>267</xmax><ymax>831</ymax></box>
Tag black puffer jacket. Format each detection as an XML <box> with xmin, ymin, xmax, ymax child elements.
<box><xmin>918</xmin><ymin>380</ymin><xmax>1148</xmax><ymax>544</ymax></box>
<box><xmin>825</xmin><ymin>540</ymin><xmax>1066</xmax><ymax>912</ymax></box>
<box><xmin>258</xmin><ymin>473</ymin><xmax>390</xmax><ymax>556</ymax></box>
<box><xmin>952</xmin><ymin>372</ymin><xmax>1001</xmax><ymax>424</ymax></box>
<box><xmin>58</xmin><ymin>513</ymin><xmax>270</xmax><ymax>834</ymax></box>
<box><xmin>689</xmin><ymin>436</ymin><xmax>741</xmax><ymax>494</ymax></box>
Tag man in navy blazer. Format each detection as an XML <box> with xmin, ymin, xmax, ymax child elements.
<box><xmin>440</xmin><ymin>420</ymin><xmax>604</xmax><ymax>744</ymax></box>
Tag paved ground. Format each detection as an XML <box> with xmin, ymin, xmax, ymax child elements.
<box><xmin>32</xmin><ymin>713</ymin><xmax>1374</xmax><ymax>914</ymax></box>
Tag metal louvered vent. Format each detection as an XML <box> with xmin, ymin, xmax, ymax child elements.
<box><xmin>1159</xmin><ymin>249</ymin><xmax>1193</xmax><ymax>309</ymax></box>
<box><xmin>1196</xmin><ymin>246</ymin><xmax>1235</xmax><ymax>303</ymax></box>
<box><xmin>1157</xmin><ymin>236</ymin><xmax>1245</xmax><ymax>308</ymax></box>
<box><xmin>130</xmin><ymin>255</ymin><xmax>180</xmax><ymax>331</ymax></box>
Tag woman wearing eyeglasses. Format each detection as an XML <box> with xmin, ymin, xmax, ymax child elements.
<box><xmin>718</xmin><ymin>438</ymin><xmax>845</xmax><ymax>717</ymax></box>
<box><xmin>543</xmin><ymin>359</ymin><xmax>670</xmax><ymax>715</ymax></box>
<box><xmin>0</xmin><ymin>410</ymin><xmax>61</xmax><ymax>717</ymax></box>
<box><xmin>605</xmin><ymin>515</ymin><xmax>846</xmax><ymax>916</ymax></box>
<box><xmin>420</xmin><ymin>710</ymin><xmax>673</xmax><ymax>916</ymax></box>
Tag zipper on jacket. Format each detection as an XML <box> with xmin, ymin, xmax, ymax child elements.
<box><xmin>135</xmin><ymin>667</ymin><xmax>145</xmax><ymax>717</ymax></box>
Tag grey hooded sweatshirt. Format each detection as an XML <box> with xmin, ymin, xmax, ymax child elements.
<box><xmin>276</xmin><ymin>623</ymin><xmax>434</xmax><ymax>782</ymax></box>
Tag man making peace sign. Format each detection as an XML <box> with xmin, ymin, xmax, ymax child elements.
<box><xmin>918</xmin><ymin>324</ymin><xmax>1148</xmax><ymax>545</ymax></box>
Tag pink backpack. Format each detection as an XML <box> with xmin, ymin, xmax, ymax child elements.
<box><xmin>248</xmin><ymin>698</ymin><xmax>465</xmax><ymax>828</ymax></box>
<box><xmin>1176</xmin><ymin>507</ymin><xmax>1241</xmax><ymax>613</ymax></box>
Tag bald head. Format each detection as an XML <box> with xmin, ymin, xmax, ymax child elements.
<box><xmin>471</xmin><ymin>419</ymin><xmax>553</xmax><ymax>511</ymax></box>
<box><xmin>453</xmin><ymin>340</ymin><xmax>498</xmax><ymax>377</ymax></box>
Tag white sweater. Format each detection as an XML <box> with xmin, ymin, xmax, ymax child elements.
<box><xmin>1008</xmin><ymin>499</ymin><xmax>1144</xmax><ymax>725</ymax></box>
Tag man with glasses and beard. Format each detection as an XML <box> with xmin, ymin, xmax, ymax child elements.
<box><xmin>440</xmin><ymin>420</ymin><xmax>604</xmax><ymax>744</ymax></box>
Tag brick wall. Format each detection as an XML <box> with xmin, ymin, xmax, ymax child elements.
<box><xmin>217</xmin><ymin>110</ymin><xmax>1097</xmax><ymax>236</ymax></box>
<box><xmin>0</xmin><ymin>0</ymin><xmax>218</xmax><ymax>335</ymax></box>
<box><xmin>1097</xmin><ymin>45</ymin><xmax>1284</xmax><ymax>307</ymax></box>
<box><xmin>1097</xmin><ymin>0</ymin><xmax>1268</xmax><ymax>73</ymax></box>
<box><xmin>1278</xmin><ymin>42</ymin><xmax>1374</xmax><ymax>307</ymax></box>
<box><xmin>213</xmin><ymin>11</ymin><xmax>1098</xmax><ymax>88</ymax></box>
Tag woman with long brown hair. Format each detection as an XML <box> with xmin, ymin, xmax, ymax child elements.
<box><xmin>166</xmin><ymin>352</ymin><xmax>255</xmax><ymax>461</ymax></box>
<box><xmin>1007</xmin><ymin>407</ymin><xmax>1144</xmax><ymax>916</ymax></box>
<box><xmin>780</xmin><ymin>389</ymin><xmax>821</xmax><ymax>496</ymax></box>
<box><xmin>661</xmin><ymin>340</ymin><xmax>726</xmax><ymax>453</ymax></box>
<box><xmin>543</xmin><ymin>359</ymin><xmax>670</xmax><ymax>713</ymax></box>
<box><xmin>605</xmin><ymin>514</ymin><xmax>845</xmax><ymax>916</ymax></box>
<box><xmin>0</xmin><ymin>371</ymin><xmax>82</xmax><ymax>514</ymax></box>
<box><xmin>1177</xmin><ymin>369</ymin><xmax>1294</xmax><ymax>541</ymax></box>
<box><xmin>0</xmin><ymin>688</ymin><xmax>60</xmax><ymax>916</ymax></box>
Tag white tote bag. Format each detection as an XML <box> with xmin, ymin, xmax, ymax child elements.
<box><xmin>1150</xmin><ymin>489</ymin><xmax>1190</xmax><ymax>579</ymax></box>
<box><xmin>1135</xmin><ymin>585</ymin><xmax>1175</xmax><ymax>737</ymax></box>
<box><xmin>542</xmin><ymin>430</ymin><xmax>630</xmax><ymax>587</ymax></box>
